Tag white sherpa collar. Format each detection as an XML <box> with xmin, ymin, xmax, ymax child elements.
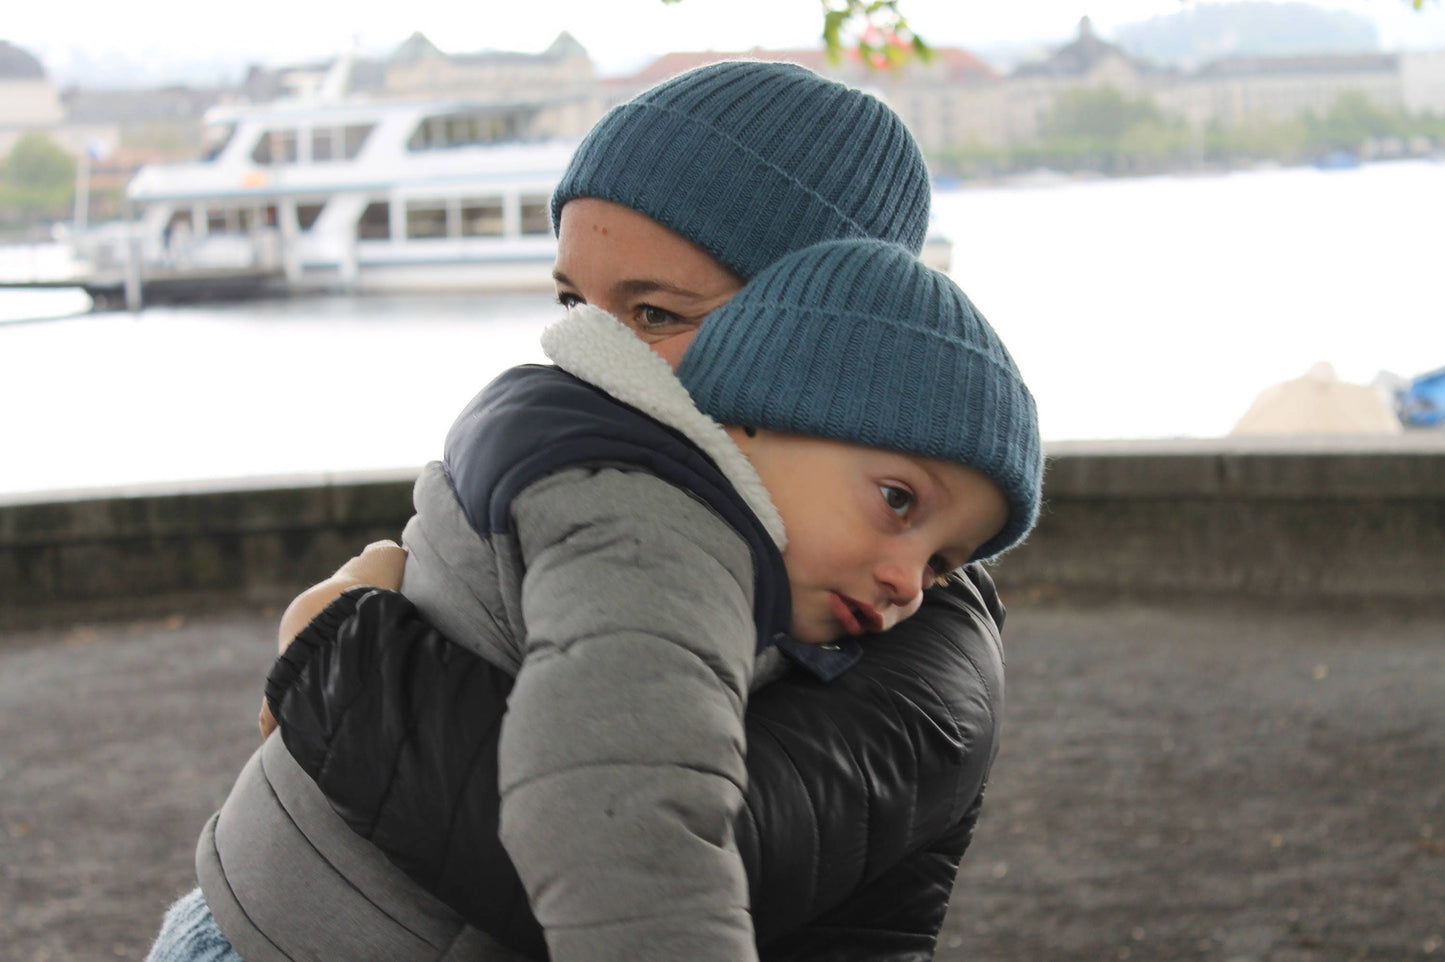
<box><xmin>540</xmin><ymin>305</ymin><xmax>787</xmax><ymax>550</ymax></box>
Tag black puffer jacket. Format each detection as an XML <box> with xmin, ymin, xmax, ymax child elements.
<box><xmin>270</xmin><ymin>565</ymin><xmax>1005</xmax><ymax>961</ymax></box>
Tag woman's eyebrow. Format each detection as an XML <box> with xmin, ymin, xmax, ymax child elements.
<box><xmin>615</xmin><ymin>278</ymin><xmax>704</xmax><ymax>299</ymax></box>
<box><xmin>551</xmin><ymin>269</ymin><xmax>701</xmax><ymax>299</ymax></box>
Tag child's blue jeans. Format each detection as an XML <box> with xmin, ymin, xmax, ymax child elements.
<box><xmin>145</xmin><ymin>888</ymin><xmax>244</xmax><ymax>962</ymax></box>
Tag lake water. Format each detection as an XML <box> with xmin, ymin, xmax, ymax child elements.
<box><xmin>2</xmin><ymin>160</ymin><xmax>1442</xmax><ymax>499</ymax></box>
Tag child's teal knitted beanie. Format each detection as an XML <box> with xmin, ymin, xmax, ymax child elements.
<box><xmin>677</xmin><ymin>239</ymin><xmax>1043</xmax><ymax>561</ymax></box>
<box><xmin>551</xmin><ymin>60</ymin><xmax>931</xmax><ymax>280</ymax></box>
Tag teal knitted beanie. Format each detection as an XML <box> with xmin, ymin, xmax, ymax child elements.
<box><xmin>676</xmin><ymin>239</ymin><xmax>1043</xmax><ymax>561</ymax></box>
<box><xmin>551</xmin><ymin>60</ymin><xmax>931</xmax><ymax>280</ymax></box>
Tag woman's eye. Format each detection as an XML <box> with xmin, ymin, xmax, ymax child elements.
<box><xmin>556</xmin><ymin>291</ymin><xmax>582</xmax><ymax>310</ymax></box>
<box><xmin>879</xmin><ymin>484</ymin><xmax>913</xmax><ymax>517</ymax></box>
<box><xmin>926</xmin><ymin>555</ymin><xmax>953</xmax><ymax>588</ymax></box>
<box><xmin>638</xmin><ymin>304</ymin><xmax>680</xmax><ymax>329</ymax></box>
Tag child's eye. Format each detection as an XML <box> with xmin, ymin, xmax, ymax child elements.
<box><xmin>879</xmin><ymin>484</ymin><xmax>913</xmax><ymax>517</ymax></box>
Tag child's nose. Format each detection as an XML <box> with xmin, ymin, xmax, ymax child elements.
<box><xmin>875</xmin><ymin>557</ymin><xmax>925</xmax><ymax>613</ymax></box>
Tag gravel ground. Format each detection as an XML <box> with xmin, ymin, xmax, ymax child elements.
<box><xmin>938</xmin><ymin>602</ymin><xmax>1445</xmax><ymax>962</ymax></box>
<box><xmin>2</xmin><ymin>600</ymin><xmax>1441</xmax><ymax>962</ymax></box>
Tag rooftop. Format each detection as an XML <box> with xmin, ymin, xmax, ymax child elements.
<box><xmin>630</xmin><ymin>45</ymin><xmax>998</xmax><ymax>88</ymax></box>
<box><xmin>1013</xmin><ymin>16</ymin><xmax>1169</xmax><ymax>78</ymax></box>
<box><xmin>0</xmin><ymin>40</ymin><xmax>47</xmax><ymax>81</ymax></box>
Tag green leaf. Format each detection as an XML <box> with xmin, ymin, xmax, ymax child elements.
<box><xmin>658</xmin><ymin>0</ymin><xmax>935</xmax><ymax>71</ymax></box>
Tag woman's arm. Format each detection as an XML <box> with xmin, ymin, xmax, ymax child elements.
<box><xmin>758</xmin><ymin>816</ymin><xmax>978</xmax><ymax>962</ymax></box>
<box><xmin>269</xmin><ymin>565</ymin><xmax>1005</xmax><ymax>957</ymax></box>
<box><xmin>741</xmin><ymin>568</ymin><xmax>1005</xmax><ymax>949</ymax></box>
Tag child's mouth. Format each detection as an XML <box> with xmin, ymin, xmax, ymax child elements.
<box><xmin>829</xmin><ymin>593</ymin><xmax>881</xmax><ymax>635</ymax></box>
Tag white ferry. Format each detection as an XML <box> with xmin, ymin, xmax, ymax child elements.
<box><xmin>99</xmin><ymin>62</ymin><xmax>951</xmax><ymax>304</ymax></box>
<box><xmin>119</xmin><ymin>88</ymin><xmax>581</xmax><ymax>295</ymax></box>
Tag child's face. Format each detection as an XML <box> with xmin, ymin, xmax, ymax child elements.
<box><xmin>553</xmin><ymin>198</ymin><xmax>743</xmax><ymax>370</ymax></box>
<box><xmin>731</xmin><ymin>430</ymin><xmax>1010</xmax><ymax>645</ymax></box>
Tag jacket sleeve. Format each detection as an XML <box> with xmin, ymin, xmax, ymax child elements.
<box><xmin>497</xmin><ymin>465</ymin><xmax>761</xmax><ymax>962</ymax></box>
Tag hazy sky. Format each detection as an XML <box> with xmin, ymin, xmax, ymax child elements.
<box><xmin>10</xmin><ymin>0</ymin><xmax>1445</xmax><ymax>85</ymax></box>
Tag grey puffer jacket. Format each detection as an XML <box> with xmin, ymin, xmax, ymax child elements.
<box><xmin>201</xmin><ymin>306</ymin><xmax>826</xmax><ymax>962</ymax></box>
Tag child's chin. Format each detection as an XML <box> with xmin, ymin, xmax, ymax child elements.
<box><xmin>789</xmin><ymin>622</ymin><xmax>841</xmax><ymax>646</ymax></box>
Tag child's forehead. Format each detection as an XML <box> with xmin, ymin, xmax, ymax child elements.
<box><xmin>764</xmin><ymin>433</ymin><xmax>995</xmax><ymax>495</ymax></box>
<box><xmin>870</xmin><ymin>447</ymin><xmax>968</xmax><ymax>483</ymax></box>
<box><xmin>927</xmin><ymin>455</ymin><xmax>1002</xmax><ymax>496</ymax></box>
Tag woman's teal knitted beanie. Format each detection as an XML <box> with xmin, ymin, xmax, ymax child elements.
<box><xmin>551</xmin><ymin>60</ymin><xmax>931</xmax><ymax>280</ymax></box>
<box><xmin>677</xmin><ymin>239</ymin><xmax>1043</xmax><ymax>561</ymax></box>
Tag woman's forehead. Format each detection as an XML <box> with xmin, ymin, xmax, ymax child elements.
<box><xmin>555</xmin><ymin>199</ymin><xmax>740</xmax><ymax>293</ymax></box>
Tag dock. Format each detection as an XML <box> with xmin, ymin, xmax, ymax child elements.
<box><xmin>0</xmin><ymin>266</ymin><xmax>287</xmax><ymax>310</ymax></box>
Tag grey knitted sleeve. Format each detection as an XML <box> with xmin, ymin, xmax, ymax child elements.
<box><xmin>499</xmin><ymin>465</ymin><xmax>762</xmax><ymax>962</ymax></box>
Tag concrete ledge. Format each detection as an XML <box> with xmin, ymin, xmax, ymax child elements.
<box><xmin>991</xmin><ymin>435</ymin><xmax>1445</xmax><ymax>610</ymax></box>
<box><xmin>2</xmin><ymin>438</ymin><xmax>1442</xmax><ymax>629</ymax></box>
<box><xmin>1</xmin><ymin>470</ymin><xmax>419</xmax><ymax>630</ymax></box>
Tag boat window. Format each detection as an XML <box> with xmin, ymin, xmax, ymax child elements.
<box><xmin>343</xmin><ymin>124</ymin><xmax>374</xmax><ymax>159</ymax></box>
<box><xmin>407</xmin><ymin>109</ymin><xmax>526</xmax><ymax>151</ymax></box>
<box><xmin>408</xmin><ymin>117</ymin><xmax>438</xmax><ymax>151</ymax></box>
<box><xmin>358</xmin><ymin>202</ymin><xmax>391</xmax><ymax>240</ymax></box>
<box><xmin>406</xmin><ymin>202</ymin><xmax>448</xmax><ymax>240</ymax></box>
<box><xmin>446</xmin><ymin>115</ymin><xmax>472</xmax><ymax>146</ymax></box>
<box><xmin>206</xmin><ymin>207</ymin><xmax>238</xmax><ymax>235</ymax></box>
<box><xmin>201</xmin><ymin>123</ymin><xmax>235</xmax><ymax>162</ymax></box>
<box><xmin>296</xmin><ymin>203</ymin><xmax>326</xmax><ymax>231</ymax></box>
<box><xmin>461</xmin><ymin>198</ymin><xmax>504</xmax><ymax>237</ymax></box>
<box><xmin>311</xmin><ymin>128</ymin><xmax>334</xmax><ymax>163</ymax></box>
<box><xmin>205</xmin><ymin>205</ymin><xmax>277</xmax><ymax>234</ymax></box>
<box><xmin>252</xmin><ymin>129</ymin><xmax>299</xmax><ymax>166</ymax></box>
<box><xmin>519</xmin><ymin>196</ymin><xmax>551</xmax><ymax>236</ymax></box>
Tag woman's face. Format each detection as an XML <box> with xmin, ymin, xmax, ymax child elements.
<box><xmin>553</xmin><ymin>198</ymin><xmax>743</xmax><ymax>370</ymax></box>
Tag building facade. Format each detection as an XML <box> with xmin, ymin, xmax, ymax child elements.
<box><xmin>0</xmin><ymin>41</ymin><xmax>65</xmax><ymax>157</ymax></box>
<box><xmin>623</xmin><ymin>45</ymin><xmax>1004</xmax><ymax>151</ymax></box>
<box><xmin>378</xmin><ymin>31</ymin><xmax>603</xmax><ymax>139</ymax></box>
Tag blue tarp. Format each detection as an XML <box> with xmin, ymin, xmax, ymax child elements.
<box><xmin>1398</xmin><ymin>367</ymin><xmax>1445</xmax><ymax>428</ymax></box>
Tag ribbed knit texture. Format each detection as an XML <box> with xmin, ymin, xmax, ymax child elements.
<box><xmin>677</xmin><ymin>239</ymin><xmax>1042</xmax><ymax>561</ymax></box>
<box><xmin>551</xmin><ymin>60</ymin><xmax>931</xmax><ymax>280</ymax></box>
<box><xmin>144</xmin><ymin>889</ymin><xmax>244</xmax><ymax>962</ymax></box>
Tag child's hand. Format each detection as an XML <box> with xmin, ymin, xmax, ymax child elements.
<box><xmin>259</xmin><ymin>540</ymin><xmax>408</xmax><ymax>738</ymax></box>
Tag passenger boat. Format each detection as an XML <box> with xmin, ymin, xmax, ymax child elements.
<box><xmin>118</xmin><ymin>81</ymin><xmax>582</xmax><ymax>295</ymax></box>
<box><xmin>96</xmin><ymin>58</ymin><xmax>953</xmax><ymax>302</ymax></box>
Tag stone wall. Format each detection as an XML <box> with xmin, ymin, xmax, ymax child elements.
<box><xmin>1</xmin><ymin>472</ymin><xmax>416</xmax><ymax>630</ymax></box>
<box><xmin>990</xmin><ymin>436</ymin><xmax>1444</xmax><ymax>610</ymax></box>
<box><xmin>3</xmin><ymin>437</ymin><xmax>1442</xmax><ymax>630</ymax></box>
